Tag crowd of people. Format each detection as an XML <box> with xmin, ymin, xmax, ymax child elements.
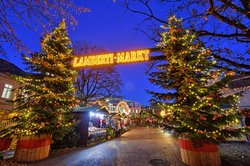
<box><xmin>89</xmin><ymin>114</ymin><xmax>132</xmax><ymax>138</ymax></box>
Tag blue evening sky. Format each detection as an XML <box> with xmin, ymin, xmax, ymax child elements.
<box><xmin>3</xmin><ymin>0</ymin><xmax>166</xmax><ymax>106</ymax></box>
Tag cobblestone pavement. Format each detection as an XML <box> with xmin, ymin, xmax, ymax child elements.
<box><xmin>30</xmin><ymin>127</ymin><xmax>184</xmax><ymax>166</ymax></box>
<box><xmin>220</xmin><ymin>142</ymin><xmax>250</xmax><ymax>166</ymax></box>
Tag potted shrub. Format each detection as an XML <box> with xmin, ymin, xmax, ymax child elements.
<box><xmin>148</xmin><ymin>16</ymin><xmax>248</xmax><ymax>166</ymax></box>
<box><xmin>12</xmin><ymin>20</ymin><xmax>77</xmax><ymax>162</ymax></box>
<box><xmin>0</xmin><ymin>111</ymin><xmax>20</xmax><ymax>151</ymax></box>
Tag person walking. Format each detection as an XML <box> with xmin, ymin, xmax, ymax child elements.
<box><xmin>115</xmin><ymin>118</ymin><xmax>121</xmax><ymax>137</ymax></box>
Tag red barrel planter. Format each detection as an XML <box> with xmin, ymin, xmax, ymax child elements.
<box><xmin>0</xmin><ymin>138</ymin><xmax>13</xmax><ymax>151</ymax></box>
<box><xmin>179</xmin><ymin>138</ymin><xmax>221</xmax><ymax>166</ymax></box>
<box><xmin>14</xmin><ymin>134</ymin><xmax>52</xmax><ymax>162</ymax></box>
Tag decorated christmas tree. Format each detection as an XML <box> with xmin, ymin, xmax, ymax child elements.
<box><xmin>13</xmin><ymin>20</ymin><xmax>77</xmax><ymax>140</ymax></box>
<box><xmin>148</xmin><ymin>16</ymin><xmax>247</xmax><ymax>143</ymax></box>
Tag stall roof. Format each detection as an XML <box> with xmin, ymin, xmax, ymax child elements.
<box><xmin>0</xmin><ymin>58</ymin><xmax>26</xmax><ymax>76</ymax></box>
<box><xmin>229</xmin><ymin>76</ymin><xmax>250</xmax><ymax>89</ymax></box>
<box><xmin>72</xmin><ymin>105</ymin><xmax>109</xmax><ymax>114</ymax></box>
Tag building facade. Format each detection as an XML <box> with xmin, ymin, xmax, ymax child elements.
<box><xmin>222</xmin><ymin>75</ymin><xmax>250</xmax><ymax>141</ymax></box>
<box><xmin>92</xmin><ymin>97</ymin><xmax>142</xmax><ymax>115</ymax></box>
<box><xmin>0</xmin><ymin>58</ymin><xmax>25</xmax><ymax>119</ymax></box>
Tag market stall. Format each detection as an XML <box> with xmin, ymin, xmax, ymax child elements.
<box><xmin>72</xmin><ymin>105</ymin><xmax>110</xmax><ymax>146</ymax></box>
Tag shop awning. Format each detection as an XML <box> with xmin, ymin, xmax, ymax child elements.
<box><xmin>72</xmin><ymin>105</ymin><xmax>110</xmax><ymax>115</ymax></box>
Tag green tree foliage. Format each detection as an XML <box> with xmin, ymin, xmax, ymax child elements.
<box><xmin>13</xmin><ymin>20</ymin><xmax>77</xmax><ymax>140</ymax></box>
<box><xmin>148</xmin><ymin>16</ymin><xmax>248</xmax><ymax>143</ymax></box>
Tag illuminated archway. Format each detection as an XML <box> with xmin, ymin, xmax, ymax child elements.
<box><xmin>116</xmin><ymin>101</ymin><xmax>130</xmax><ymax>115</ymax></box>
<box><xmin>72</xmin><ymin>49</ymin><xmax>152</xmax><ymax>68</ymax></box>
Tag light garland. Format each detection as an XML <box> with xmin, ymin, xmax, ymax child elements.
<box><xmin>10</xmin><ymin>20</ymin><xmax>77</xmax><ymax>138</ymax></box>
<box><xmin>148</xmin><ymin>16</ymin><xmax>244</xmax><ymax>142</ymax></box>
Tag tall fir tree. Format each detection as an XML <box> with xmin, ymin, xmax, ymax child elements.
<box><xmin>148</xmin><ymin>16</ymin><xmax>247</xmax><ymax>143</ymax></box>
<box><xmin>13</xmin><ymin>20</ymin><xmax>77</xmax><ymax>140</ymax></box>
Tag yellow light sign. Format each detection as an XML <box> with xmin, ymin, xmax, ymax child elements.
<box><xmin>160</xmin><ymin>110</ymin><xmax>166</xmax><ymax>117</ymax></box>
<box><xmin>72</xmin><ymin>49</ymin><xmax>149</xmax><ymax>68</ymax></box>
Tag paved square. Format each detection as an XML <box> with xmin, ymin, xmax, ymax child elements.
<box><xmin>31</xmin><ymin>127</ymin><xmax>184</xmax><ymax>166</ymax></box>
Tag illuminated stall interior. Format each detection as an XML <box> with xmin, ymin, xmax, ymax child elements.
<box><xmin>72</xmin><ymin>105</ymin><xmax>109</xmax><ymax>146</ymax></box>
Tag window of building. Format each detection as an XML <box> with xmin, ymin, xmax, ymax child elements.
<box><xmin>108</xmin><ymin>106</ymin><xmax>116</xmax><ymax>113</ymax></box>
<box><xmin>1</xmin><ymin>84</ymin><xmax>13</xmax><ymax>99</ymax></box>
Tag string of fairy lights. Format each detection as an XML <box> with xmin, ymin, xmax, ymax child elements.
<box><xmin>1</xmin><ymin>17</ymin><xmax>249</xmax><ymax>140</ymax></box>
<box><xmin>8</xmin><ymin>21</ymin><xmax>77</xmax><ymax>137</ymax></box>
<box><xmin>149</xmin><ymin>16</ymin><xmax>249</xmax><ymax>142</ymax></box>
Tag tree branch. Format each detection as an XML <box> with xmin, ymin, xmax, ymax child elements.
<box><xmin>220</xmin><ymin>0</ymin><xmax>250</xmax><ymax>18</ymax></box>
<box><xmin>124</xmin><ymin>1</ymin><xmax>167</xmax><ymax>24</ymax></box>
<box><xmin>196</xmin><ymin>30</ymin><xmax>248</xmax><ymax>38</ymax></box>
<box><xmin>208</xmin><ymin>0</ymin><xmax>250</xmax><ymax>35</ymax></box>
